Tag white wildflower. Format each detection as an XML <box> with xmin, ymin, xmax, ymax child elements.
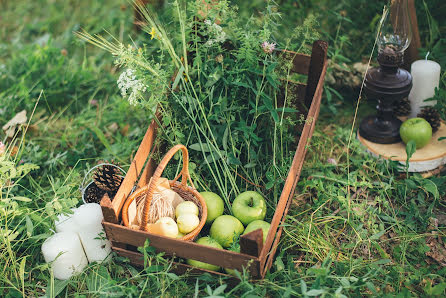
<box><xmin>117</xmin><ymin>68</ymin><xmax>147</xmax><ymax>106</ymax></box>
<box><xmin>204</xmin><ymin>19</ymin><xmax>226</xmax><ymax>47</ymax></box>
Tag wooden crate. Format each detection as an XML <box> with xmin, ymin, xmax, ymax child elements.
<box><xmin>100</xmin><ymin>40</ymin><xmax>328</xmax><ymax>279</ymax></box>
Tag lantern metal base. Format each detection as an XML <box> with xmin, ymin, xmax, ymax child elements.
<box><xmin>359</xmin><ymin>115</ymin><xmax>402</xmax><ymax>144</ymax></box>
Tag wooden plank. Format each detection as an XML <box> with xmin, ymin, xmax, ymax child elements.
<box><xmin>112</xmin><ymin>246</ymin><xmax>242</xmax><ymax>285</ymax></box>
<box><xmin>259</xmin><ymin>56</ymin><xmax>327</xmax><ymax>274</ymax></box>
<box><xmin>109</xmin><ymin>118</ymin><xmax>158</xmax><ymax>218</ymax></box>
<box><xmin>103</xmin><ymin>221</ymin><xmax>261</xmax><ymax>277</ymax></box>
<box><xmin>305</xmin><ymin>41</ymin><xmax>328</xmax><ymax>108</ymax></box>
<box><xmin>403</xmin><ymin>0</ymin><xmax>422</xmax><ymax>70</ymax></box>
<box><xmin>262</xmin><ymin>62</ymin><xmax>326</xmax><ymax>276</ymax></box>
<box><xmin>240</xmin><ymin>229</ymin><xmax>263</xmax><ymax>257</ymax></box>
<box><xmin>280</xmin><ymin>50</ymin><xmax>311</xmax><ymax>75</ymax></box>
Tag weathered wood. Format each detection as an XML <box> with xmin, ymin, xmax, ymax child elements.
<box><xmin>100</xmin><ymin>193</ymin><xmax>118</xmax><ymax>224</ymax></box>
<box><xmin>403</xmin><ymin>0</ymin><xmax>422</xmax><ymax>70</ymax></box>
<box><xmin>305</xmin><ymin>41</ymin><xmax>328</xmax><ymax>108</ymax></box>
<box><xmin>262</xmin><ymin>62</ymin><xmax>326</xmax><ymax>276</ymax></box>
<box><xmin>280</xmin><ymin>50</ymin><xmax>311</xmax><ymax>75</ymax></box>
<box><xmin>108</xmin><ymin>118</ymin><xmax>158</xmax><ymax>219</ymax></box>
<box><xmin>240</xmin><ymin>229</ymin><xmax>263</xmax><ymax>257</ymax></box>
<box><xmin>103</xmin><ymin>221</ymin><xmax>261</xmax><ymax>277</ymax></box>
<box><xmin>260</xmin><ymin>44</ymin><xmax>327</xmax><ymax>273</ymax></box>
<box><xmin>112</xmin><ymin>246</ymin><xmax>242</xmax><ymax>285</ymax></box>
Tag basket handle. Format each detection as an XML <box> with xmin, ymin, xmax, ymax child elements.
<box><xmin>140</xmin><ymin>144</ymin><xmax>193</xmax><ymax>231</ymax></box>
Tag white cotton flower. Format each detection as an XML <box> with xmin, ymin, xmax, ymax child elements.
<box><xmin>204</xmin><ymin>19</ymin><xmax>226</xmax><ymax>47</ymax></box>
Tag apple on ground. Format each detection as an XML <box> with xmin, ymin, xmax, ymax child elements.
<box><xmin>200</xmin><ymin>192</ymin><xmax>224</xmax><ymax>225</ymax></box>
<box><xmin>232</xmin><ymin>191</ymin><xmax>267</xmax><ymax>226</ymax></box>
<box><xmin>187</xmin><ymin>237</ymin><xmax>223</xmax><ymax>271</ymax></box>
<box><xmin>243</xmin><ymin>220</ymin><xmax>271</xmax><ymax>243</ymax></box>
<box><xmin>175</xmin><ymin>201</ymin><xmax>199</xmax><ymax>218</ymax></box>
<box><xmin>400</xmin><ymin>118</ymin><xmax>432</xmax><ymax>149</ymax></box>
<box><xmin>210</xmin><ymin>215</ymin><xmax>244</xmax><ymax>248</ymax></box>
<box><xmin>147</xmin><ymin>217</ymin><xmax>178</xmax><ymax>238</ymax></box>
<box><xmin>177</xmin><ymin>213</ymin><xmax>200</xmax><ymax>234</ymax></box>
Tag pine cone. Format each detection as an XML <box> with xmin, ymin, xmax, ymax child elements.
<box><xmin>393</xmin><ymin>97</ymin><xmax>411</xmax><ymax>117</ymax></box>
<box><xmin>418</xmin><ymin>107</ymin><xmax>441</xmax><ymax>133</ymax></box>
<box><xmin>92</xmin><ymin>164</ymin><xmax>124</xmax><ymax>194</ymax></box>
<box><xmin>84</xmin><ymin>182</ymin><xmax>106</xmax><ymax>204</ymax></box>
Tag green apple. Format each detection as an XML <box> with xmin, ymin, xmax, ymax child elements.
<box><xmin>187</xmin><ymin>236</ymin><xmax>222</xmax><ymax>271</ymax></box>
<box><xmin>232</xmin><ymin>191</ymin><xmax>267</xmax><ymax>226</ymax></box>
<box><xmin>175</xmin><ymin>201</ymin><xmax>199</xmax><ymax>218</ymax></box>
<box><xmin>210</xmin><ymin>215</ymin><xmax>244</xmax><ymax>248</ymax></box>
<box><xmin>200</xmin><ymin>192</ymin><xmax>224</xmax><ymax>225</ymax></box>
<box><xmin>177</xmin><ymin>213</ymin><xmax>200</xmax><ymax>234</ymax></box>
<box><xmin>243</xmin><ymin>220</ymin><xmax>271</xmax><ymax>243</ymax></box>
<box><xmin>400</xmin><ymin>118</ymin><xmax>432</xmax><ymax>149</ymax></box>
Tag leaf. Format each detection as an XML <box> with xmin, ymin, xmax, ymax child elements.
<box><xmin>306</xmin><ymin>289</ymin><xmax>326</xmax><ymax>296</ymax></box>
<box><xmin>172</xmin><ymin>65</ymin><xmax>185</xmax><ymax>90</ymax></box>
<box><xmin>370</xmin><ymin>230</ymin><xmax>385</xmax><ymax>240</ymax></box>
<box><xmin>2</xmin><ymin>110</ymin><xmax>27</xmax><ymax>138</ymax></box>
<box><xmin>405</xmin><ymin>140</ymin><xmax>416</xmax><ymax>169</ymax></box>
<box><xmin>438</xmin><ymin>137</ymin><xmax>446</xmax><ymax>141</ymax></box>
<box><xmin>190</xmin><ymin>143</ymin><xmax>212</xmax><ymax>152</ymax></box>
<box><xmin>300</xmin><ymin>280</ymin><xmax>307</xmax><ymax>295</ymax></box>
<box><xmin>421</xmin><ymin>179</ymin><xmax>439</xmax><ymax>199</ymax></box>
<box><xmin>25</xmin><ymin>215</ymin><xmax>34</xmax><ymax>237</ymax></box>
<box><xmin>11</xmin><ymin>197</ymin><xmax>32</xmax><ymax>202</ymax></box>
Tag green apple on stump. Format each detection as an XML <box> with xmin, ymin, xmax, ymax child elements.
<box><xmin>200</xmin><ymin>191</ymin><xmax>224</xmax><ymax>225</ymax></box>
<box><xmin>243</xmin><ymin>220</ymin><xmax>271</xmax><ymax>243</ymax></box>
<box><xmin>187</xmin><ymin>237</ymin><xmax>222</xmax><ymax>271</ymax></box>
<box><xmin>210</xmin><ymin>215</ymin><xmax>244</xmax><ymax>248</ymax></box>
<box><xmin>400</xmin><ymin>118</ymin><xmax>432</xmax><ymax>149</ymax></box>
<box><xmin>232</xmin><ymin>191</ymin><xmax>267</xmax><ymax>226</ymax></box>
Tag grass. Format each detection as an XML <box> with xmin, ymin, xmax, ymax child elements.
<box><xmin>1</xmin><ymin>0</ymin><xmax>445</xmax><ymax>297</ymax></box>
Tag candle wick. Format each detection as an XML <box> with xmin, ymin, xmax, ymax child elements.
<box><xmin>425</xmin><ymin>51</ymin><xmax>430</xmax><ymax>60</ymax></box>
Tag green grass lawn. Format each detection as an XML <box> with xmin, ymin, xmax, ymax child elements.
<box><xmin>1</xmin><ymin>0</ymin><xmax>445</xmax><ymax>297</ymax></box>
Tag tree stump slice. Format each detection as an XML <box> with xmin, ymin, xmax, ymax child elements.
<box><xmin>358</xmin><ymin>121</ymin><xmax>446</xmax><ymax>172</ymax></box>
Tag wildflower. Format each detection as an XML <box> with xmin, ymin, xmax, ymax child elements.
<box><xmin>149</xmin><ymin>27</ymin><xmax>158</xmax><ymax>40</ymax></box>
<box><xmin>261</xmin><ymin>41</ymin><xmax>276</xmax><ymax>54</ymax></box>
<box><xmin>0</xmin><ymin>141</ymin><xmax>5</xmax><ymax>156</ymax></box>
<box><xmin>204</xmin><ymin>19</ymin><xmax>226</xmax><ymax>47</ymax></box>
<box><xmin>117</xmin><ymin>68</ymin><xmax>147</xmax><ymax>106</ymax></box>
<box><xmin>89</xmin><ymin>99</ymin><xmax>98</xmax><ymax>106</ymax></box>
<box><xmin>327</xmin><ymin>158</ymin><xmax>337</xmax><ymax>166</ymax></box>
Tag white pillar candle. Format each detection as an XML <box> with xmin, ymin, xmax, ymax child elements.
<box><xmin>73</xmin><ymin>203</ymin><xmax>111</xmax><ymax>263</ymax></box>
<box><xmin>55</xmin><ymin>208</ymin><xmax>77</xmax><ymax>233</ymax></box>
<box><xmin>408</xmin><ymin>60</ymin><xmax>441</xmax><ymax>118</ymax></box>
<box><xmin>41</xmin><ymin>232</ymin><xmax>88</xmax><ymax>280</ymax></box>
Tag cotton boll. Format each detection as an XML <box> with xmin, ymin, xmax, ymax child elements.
<box><xmin>73</xmin><ymin>203</ymin><xmax>111</xmax><ymax>263</ymax></box>
<box><xmin>41</xmin><ymin>232</ymin><xmax>88</xmax><ymax>280</ymax></box>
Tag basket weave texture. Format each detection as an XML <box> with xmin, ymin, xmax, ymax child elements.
<box><xmin>122</xmin><ymin>144</ymin><xmax>207</xmax><ymax>241</ymax></box>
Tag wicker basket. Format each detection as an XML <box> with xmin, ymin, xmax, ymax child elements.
<box><xmin>121</xmin><ymin>144</ymin><xmax>207</xmax><ymax>241</ymax></box>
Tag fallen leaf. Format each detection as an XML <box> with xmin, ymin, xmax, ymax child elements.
<box><xmin>2</xmin><ymin>110</ymin><xmax>27</xmax><ymax>138</ymax></box>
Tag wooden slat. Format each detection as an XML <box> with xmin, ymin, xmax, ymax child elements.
<box><xmin>259</xmin><ymin>42</ymin><xmax>328</xmax><ymax>274</ymax></box>
<box><xmin>280</xmin><ymin>50</ymin><xmax>311</xmax><ymax>75</ymax></box>
<box><xmin>262</xmin><ymin>60</ymin><xmax>326</xmax><ymax>276</ymax></box>
<box><xmin>403</xmin><ymin>0</ymin><xmax>422</xmax><ymax>70</ymax></box>
<box><xmin>305</xmin><ymin>41</ymin><xmax>329</xmax><ymax>108</ymax></box>
<box><xmin>112</xmin><ymin>246</ymin><xmax>242</xmax><ymax>285</ymax></box>
<box><xmin>106</xmin><ymin>118</ymin><xmax>158</xmax><ymax>222</ymax></box>
<box><xmin>103</xmin><ymin>221</ymin><xmax>261</xmax><ymax>277</ymax></box>
<box><xmin>240</xmin><ymin>229</ymin><xmax>263</xmax><ymax>257</ymax></box>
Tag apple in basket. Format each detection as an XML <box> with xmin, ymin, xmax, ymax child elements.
<box><xmin>175</xmin><ymin>201</ymin><xmax>200</xmax><ymax>234</ymax></box>
<box><xmin>147</xmin><ymin>217</ymin><xmax>178</xmax><ymax>238</ymax></box>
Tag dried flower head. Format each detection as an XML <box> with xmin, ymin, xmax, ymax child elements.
<box><xmin>261</xmin><ymin>41</ymin><xmax>276</xmax><ymax>54</ymax></box>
